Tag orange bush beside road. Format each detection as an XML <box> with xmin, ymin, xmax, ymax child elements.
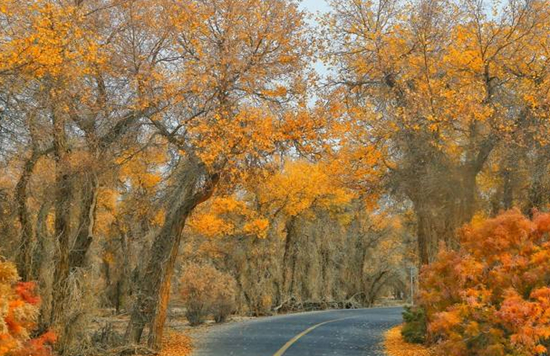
<box><xmin>415</xmin><ymin>210</ymin><xmax>550</xmax><ymax>355</ymax></box>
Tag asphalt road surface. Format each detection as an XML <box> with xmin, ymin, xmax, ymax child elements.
<box><xmin>193</xmin><ymin>307</ymin><xmax>403</xmax><ymax>356</ymax></box>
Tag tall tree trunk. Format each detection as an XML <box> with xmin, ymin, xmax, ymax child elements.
<box><xmin>34</xmin><ymin>200</ymin><xmax>52</xmax><ymax>280</ymax></box>
<box><xmin>125</xmin><ymin>159</ymin><xmax>218</xmax><ymax>350</ymax></box>
<box><xmin>69</xmin><ymin>174</ymin><xmax>99</xmax><ymax>269</ymax></box>
<box><xmin>281</xmin><ymin>216</ymin><xmax>297</xmax><ymax>300</ymax></box>
<box><xmin>15</xmin><ymin>151</ymin><xmax>41</xmax><ymax>281</ymax></box>
<box><xmin>147</xmin><ymin>226</ymin><xmax>185</xmax><ymax>349</ymax></box>
<box><xmin>525</xmin><ymin>149</ymin><xmax>549</xmax><ymax>216</ymax></box>
<box><xmin>50</xmin><ymin>110</ymin><xmax>73</xmax><ymax>327</ymax></box>
<box><xmin>36</xmin><ymin>200</ymin><xmax>53</xmax><ymax>334</ymax></box>
<box><xmin>413</xmin><ymin>164</ymin><xmax>480</xmax><ymax>266</ymax></box>
<box><xmin>415</xmin><ymin>205</ymin><xmax>434</xmax><ymax>266</ymax></box>
<box><xmin>499</xmin><ymin>154</ymin><xmax>515</xmax><ymax>211</ymax></box>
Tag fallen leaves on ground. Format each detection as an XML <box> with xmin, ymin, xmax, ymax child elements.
<box><xmin>384</xmin><ymin>326</ymin><xmax>433</xmax><ymax>356</ymax></box>
<box><xmin>159</xmin><ymin>332</ymin><xmax>193</xmax><ymax>356</ymax></box>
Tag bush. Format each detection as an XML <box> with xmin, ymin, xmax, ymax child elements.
<box><xmin>179</xmin><ymin>264</ymin><xmax>236</xmax><ymax>326</ymax></box>
<box><xmin>418</xmin><ymin>210</ymin><xmax>550</xmax><ymax>355</ymax></box>
<box><xmin>0</xmin><ymin>260</ymin><xmax>56</xmax><ymax>356</ymax></box>
<box><xmin>401</xmin><ymin>306</ymin><xmax>427</xmax><ymax>344</ymax></box>
<box><xmin>212</xmin><ymin>286</ymin><xmax>236</xmax><ymax>323</ymax></box>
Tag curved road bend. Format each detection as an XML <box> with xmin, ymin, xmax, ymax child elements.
<box><xmin>193</xmin><ymin>307</ymin><xmax>403</xmax><ymax>356</ymax></box>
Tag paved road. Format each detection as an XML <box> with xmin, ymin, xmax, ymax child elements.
<box><xmin>193</xmin><ymin>307</ymin><xmax>403</xmax><ymax>356</ymax></box>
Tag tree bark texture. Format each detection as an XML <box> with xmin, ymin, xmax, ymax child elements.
<box><xmin>125</xmin><ymin>158</ymin><xmax>218</xmax><ymax>350</ymax></box>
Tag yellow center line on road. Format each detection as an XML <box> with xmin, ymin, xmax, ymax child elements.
<box><xmin>272</xmin><ymin>317</ymin><xmax>353</xmax><ymax>356</ymax></box>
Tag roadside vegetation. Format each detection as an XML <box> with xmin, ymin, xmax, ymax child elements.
<box><xmin>403</xmin><ymin>210</ymin><xmax>550</xmax><ymax>355</ymax></box>
<box><xmin>385</xmin><ymin>326</ymin><xmax>433</xmax><ymax>356</ymax></box>
<box><xmin>1</xmin><ymin>0</ymin><xmax>550</xmax><ymax>355</ymax></box>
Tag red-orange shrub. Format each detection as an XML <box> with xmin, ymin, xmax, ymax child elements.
<box><xmin>419</xmin><ymin>210</ymin><xmax>550</xmax><ymax>356</ymax></box>
<box><xmin>0</xmin><ymin>261</ymin><xmax>56</xmax><ymax>356</ymax></box>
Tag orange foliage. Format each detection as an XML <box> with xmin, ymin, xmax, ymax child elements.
<box><xmin>419</xmin><ymin>210</ymin><xmax>550</xmax><ymax>355</ymax></box>
<box><xmin>0</xmin><ymin>261</ymin><xmax>56</xmax><ymax>356</ymax></box>
<box><xmin>188</xmin><ymin>160</ymin><xmax>356</xmax><ymax>241</ymax></box>
<box><xmin>258</xmin><ymin>160</ymin><xmax>355</xmax><ymax>218</ymax></box>
<box><xmin>385</xmin><ymin>326</ymin><xmax>434</xmax><ymax>356</ymax></box>
<box><xmin>159</xmin><ymin>333</ymin><xmax>193</xmax><ymax>356</ymax></box>
<box><xmin>188</xmin><ymin>196</ymin><xmax>269</xmax><ymax>239</ymax></box>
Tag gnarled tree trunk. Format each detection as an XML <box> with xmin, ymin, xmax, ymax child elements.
<box><xmin>411</xmin><ymin>164</ymin><xmax>480</xmax><ymax>266</ymax></box>
<box><xmin>125</xmin><ymin>158</ymin><xmax>218</xmax><ymax>350</ymax></box>
<box><xmin>69</xmin><ymin>174</ymin><xmax>99</xmax><ymax>269</ymax></box>
<box><xmin>281</xmin><ymin>216</ymin><xmax>298</xmax><ymax>301</ymax></box>
<box><xmin>15</xmin><ymin>150</ymin><xmax>42</xmax><ymax>281</ymax></box>
<box><xmin>50</xmin><ymin>111</ymin><xmax>73</xmax><ymax>327</ymax></box>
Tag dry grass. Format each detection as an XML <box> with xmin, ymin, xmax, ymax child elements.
<box><xmin>159</xmin><ymin>332</ymin><xmax>193</xmax><ymax>356</ymax></box>
<box><xmin>384</xmin><ymin>326</ymin><xmax>434</xmax><ymax>356</ymax></box>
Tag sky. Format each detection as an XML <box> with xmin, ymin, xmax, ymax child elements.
<box><xmin>300</xmin><ymin>0</ymin><xmax>330</xmax><ymax>13</ymax></box>
<box><xmin>299</xmin><ymin>0</ymin><xmax>330</xmax><ymax>77</ymax></box>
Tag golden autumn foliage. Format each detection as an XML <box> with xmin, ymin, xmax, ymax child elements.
<box><xmin>323</xmin><ymin>0</ymin><xmax>550</xmax><ymax>264</ymax></box>
<box><xmin>0</xmin><ymin>1</ymin><xmax>103</xmax><ymax>80</ymax></box>
<box><xmin>188</xmin><ymin>160</ymin><xmax>356</xmax><ymax>241</ymax></box>
<box><xmin>418</xmin><ymin>210</ymin><xmax>550</xmax><ymax>355</ymax></box>
<box><xmin>188</xmin><ymin>196</ymin><xmax>270</xmax><ymax>239</ymax></box>
<box><xmin>258</xmin><ymin>160</ymin><xmax>356</xmax><ymax>219</ymax></box>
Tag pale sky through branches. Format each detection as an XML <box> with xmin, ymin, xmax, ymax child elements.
<box><xmin>300</xmin><ymin>0</ymin><xmax>330</xmax><ymax>77</ymax></box>
<box><xmin>300</xmin><ymin>0</ymin><xmax>329</xmax><ymax>13</ymax></box>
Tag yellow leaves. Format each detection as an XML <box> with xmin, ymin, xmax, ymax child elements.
<box><xmin>97</xmin><ymin>188</ymin><xmax>117</xmax><ymax>212</ymax></box>
<box><xmin>524</xmin><ymin>94</ymin><xmax>538</xmax><ymax>108</ymax></box>
<box><xmin>152</xmin><ymin>210</ymin><xmax>166</xmax><ymax>226</ymax></box>
<box><xmin>470</xmin><ymin>211</ymin><xmax>488</xmax><ymax>229</ymax></box>
<box><xmin>243</xmin><ymin>218</ymin><xmax>269</xmax><ymax>239</ymax></box>
<box><xmin>188</xmin><ymin>159</ymin><xmax>357</xmax><ymax>241</ymax></box>
<box><xmin>0</xmin><ymin>1</ymin><xmax>103</xmax><ymax>80</ymax></box>
<box><xmin>118</xmin><ymin>146</ymin><xmax>166</xmax><ymax>191</ymax></box>
<box><xmin>159</xmin><ymin>332</ymin><xmax>193</xmax><ymax>356</ymax></box>
<box><xmin>191</xmin><ymin>200</ymin><xmax>238</xmax><ymax>234</ymax></box>
<box><xmin>95</xmin><ymin>188</ymin><xmax>118</xmax><ymax>235</ymax></box>
<box><xmin>384</xmin><ymin>326</ymin><xmax>434</xmax><ymax>356</ymax></box>
<box><xmin>325</xmin><ymin>0</ymin><xmax>550</xmax><ymax>186</ymax></box>
<box><xmin>258</xmin><ymin>160</ymin><xmax>355</xmax><ymax>218</ymax></box>
<box><xmin>0</xmin><ymin>262</ymin><xmax>18</xmax><ymax>285</ymax></box>
<box><xmin>191</xmin><ymin>107</ymin><xmax>280</xmax><ymax>169</ymax></box>
<box><xmin>188</xmin><ymin>196</ymin><xmax>269</xmax><ymax>239</ymax></box>
<box><xmin>261</xmin><ymin>86</ymin><xmax>288</xmax><ymax>98</ymax></box>
<box><xmin>188</xmin><ymin>214</ymin><xmax>235</xmax><ymax>238</ymax></box>
<box><xmin>328</xmin><ymin>141</ymin><xmax>386</xmax><ymax>204</ymax></box>
<box><xmin>444</xmin><ymin>25</ymin><xmax>485</xmax><ymax>74</ymax></box>
<box><xmin>464</xmin><ymin>321</ymin><xmax>480</xmax><ymax>336</ymax></box>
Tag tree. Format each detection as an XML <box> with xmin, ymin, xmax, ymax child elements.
<box><xmin>323</xmin><ymin>0</ymin><xmax>550</xmax><ymax>264</ymax></box>
<box><xmin>255</xmin><ymin>160</ymin><xmax>355</xmax><ymax>302</ymax></box>
<box><xmin>183</xmin><ymin>160</ymin><xmax>407</xmax><ymax>314</ymax></box>
<box><xmin>2</xmin><ymin>0</ymin><xmax>191</xmax><ymax>350</ymax></box>
<box><xmin>122</xmin><ymin>0</ymin><xmax>319</xmax><ymax>348</ymax></box>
